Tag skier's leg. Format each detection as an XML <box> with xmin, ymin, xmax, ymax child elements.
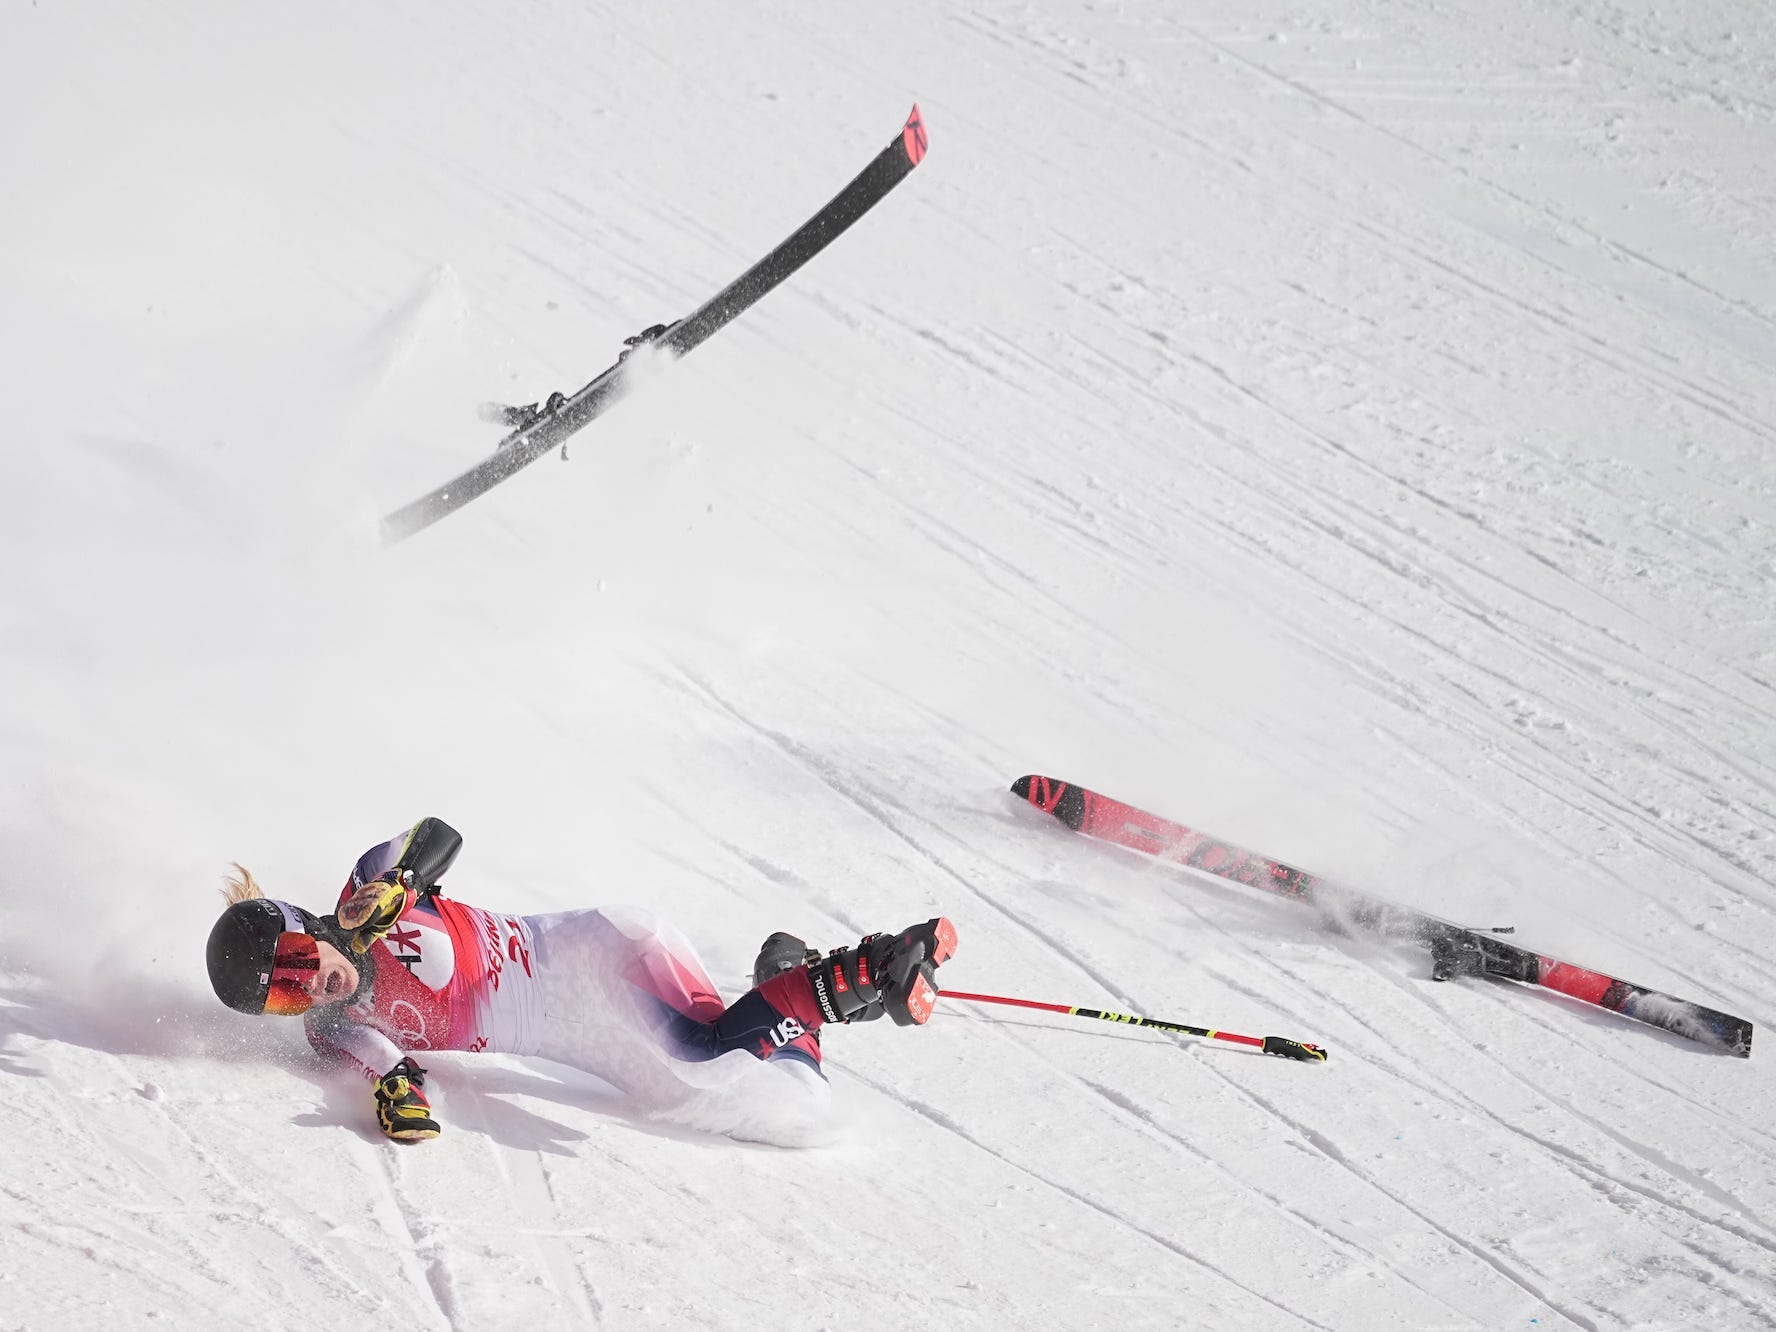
<box><xmin>526</xmin><ymin>907</ymin><xmax>726</xmax><ymax>1095</ymax></box>
<box><xmin>665</xmin><ymin>966</ymin><xmax>828</xmax><ymax>1072</ymax></box>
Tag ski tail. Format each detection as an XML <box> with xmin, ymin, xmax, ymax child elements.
<box><xmin>1010</xmin><ymin>774</ymin><xmax>1755</xmax><ymax>1057</ymax></box>
<box><xmin>381</xmin><ymin>103</ymin><xmax>930</xmax><ymax>544</ymax></box>
<box><xmin>1469</xmin><ymin>932</ymin><xmax>1753</xmax><ymax>1055</ymax></box>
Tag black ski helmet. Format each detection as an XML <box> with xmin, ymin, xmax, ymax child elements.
<box><xmin>206</xmin><ymin>898</ymin><xmax>332</xmax><ymax>1014</ymax></box>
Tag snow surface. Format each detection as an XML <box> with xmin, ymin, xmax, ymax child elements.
<box><xmin>3</xmin><ymin>1</ymin><xmax>1775</xmax><ymax>1328</ymax></box>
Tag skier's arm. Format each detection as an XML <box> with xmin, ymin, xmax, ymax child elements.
<box><xmin>305</xmin><ymin>1011</ymin><xmax>405</xmax><ymax>1085</ymax></box>
<box><xmin>336</xmin><ymin>818</ymin><xmax>464</xmax><ymax>953</ymax></box>
<box><xmin>385</xmin><ymin>817</ymin><xmax>463</xmax><ymax>894</ymax></box>
<box><xmin>306</xmin><ymin>1015</ymin><xmax>442</xmax><ymax>1142</ymax></box>
<box><xmin>341</xmin><ymin>818</ymin><xmax>464</xmax><ymax>905</ymax></box>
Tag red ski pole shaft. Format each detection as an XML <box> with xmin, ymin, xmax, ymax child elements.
<box><xmin>941</xmin><ymin>989</ymin><xmax>1328</xmax><ymax>1062</ymax></box>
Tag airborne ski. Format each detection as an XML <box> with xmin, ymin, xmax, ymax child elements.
<box><xmin>1010</xmin><ymin>774</ymin><xmax>1753</xmax><ymax>1056</ymax></box>
<box><xmin>382</xmin><ymin>104</ymin><xmax>931</xmax><ymax>544</ymax></box>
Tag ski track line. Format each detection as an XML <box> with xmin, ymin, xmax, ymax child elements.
<box><xmin>371</xmin><ymin>1144</ymin><xmax>465</xmax><ymax>1332</ymax></box>
<box><xmin>1378</xmin><ymin>713</ymin><xmax>1776</xmax><ymax>960</ymax></box>
<box><xmin>456</xmin><ymin>1077</ymin><xmax>606</xmax><ymax>1328</ymax></box>
<box><xmin>833</xmin><ymin>440</ymin><xmax>1150</xmax><ymax>662</ymax></box>
<box><xmin>660</xmin><ymin>670</ymin><xmax>1643</xmax><ymax>1325</ymax></box>
<box><xmin>1203</xmin><ymin>1064</ymin><xmax>1608</xmax><ymax>1332</ymax></box>
<box><xmin>850</xmin><ymin>663</ymin><xmax>1026</xmax><ymax>774</ymax></box>
<box><xmin>699</xmin><ymin>831</ymin><xmax>876</xmax><ymax>939</ymax></box>
<box><xmin>1138</xmin><ymin>399</ymin><xmax>1591</xmax><ymax>713</ymax></box>
<box><xmin>640</xmin><ymin>830</ymin><xmax>816</xmax><ymax>922</ymax></box>
<box><xmin>1135</xmin><ymin>874</ymin><xmax>1776</xmax><ymax>1306</ymax></box>
<box><xmin>1023</xmin><ymin>85</ymin><xmax>1776</xmax><ymax>779</ymax></box>
<box><xmin>1341</xmin><ymin>204</ymin><xmax>1776</xmax><ymax>453</ymax></box>
<box><xmin>947</xmin><ymin>1011</ymin><xmax>1487</xmax><ymax>1327</ymax></box>
<box><xmin>1192</xmin><ymin>22</ymin><xmax>1776</xmax><ymax>359</ymax></box>
<box><xmin>948</xmin><ymin>8</ymin><xmax>1301</xmax><ymax>211</ymax></box>
<box><xmin>1071</xmin><ymin>1074</ymin><xmax>1485</xmax><ymax>1329</ymax></box>
<box><xmin>1339</xmin><ymin>957</ymin><xmax>1776</xmax><ymax>1309</ymax></box>
<box><xmin>106</xmin><ymin>1051</ymin><xmax>397</xmax><ymax>1320</ymax></box>
<box><xmin>842</xmin><ymin>1065</ymin><xmax>1339</xmax><ymax>1332</ymax></box>
<box><xmin>993</xmin><ymin>6</ymin><xmax>1776</xmax><ymax>477</ymax></box>
<box><xmin>670</xmin><ymin>665</ymin><xmax>1172</xmax><ymax>1019</ymax></box>
<box><xmin>954</xmin><ymin>993</ymin><xmax>1486</xmax><ymax>1325</ymax></box>
<box><xmin>664</xmin><ymin>664</ymin><xmax>1569</xmax><ymax>1307</ymax></box>
<box><xmin>1459</xmin><ymin>720</ymin><xmax>1776</xmax><ymax>918</ymax></box>
<box><xmin>1187</xmin><ymin>382</ymin><xmax>1773</xmax><ymax>803</ymax></box>
<box><xmin>1306</xmin><ymin>969</ymin><xmax>1776</xmax><ymax>1277</ymax></box>
<box><xmin>10</xmin><ymin>1217</ymin><xmax>199</xmax><ymax>1307</ymax></box>
<box><xmin>1601</xmin><ymin>1050</ymin><xmax>1776</xmax><ymax>1154</ymax></box>
<box><xmin>1483</xmin><ymin>979</ymin><xmax>1776</xmax><ymax>1161</ymax></box>
<box><xmin>1078</xmin><ymin>824</ymin><xmax>1763</xmax><ymax>1182</ymax></box>
<box><xmin>4</xmin><ymin>1161</ymin><xmax>249</xmax><ymax>1316</ymax></box>
<box><xmin>160</xmin><ymin>1124</ymin><xmax>381</xmax><ymax>1311</ymax></box>
<box><xmin>635</xmin><ymin>769</ymin><xmax>886</xmax><ymax>940</ymax></box>
<box><xmin>1212</xmin><ymin>365</ymin><xmax>1774</xmax><ymax>754</ymax></box>
<box><xmin>1175</xmin><ymin>450</ymin><xmax>1776</xmax><ymax>912</ymax></box>
<box><xmin>663</xmin><ymin>671</ymin><xmax>1775</xmax><ymax>1315</ymax></box>
<box><xmin>1246</xmin><ymin>914</ymin><xmax>1770</xmax><ymax>1214</ymax></box>
<box><xmin>1170</xmin><ymin>19</ymin><xmax>1776</xmax><ymax>440</ymax></box>
<box><xmin>1589</xmin><ymin>894</ymin><xmax>1776</xmax><ymax>1004</ymax></box>
<box><xmin>1177</xmin><ymin>893</ymin><xmax>1776</xmax><ymax>1261</ymax></box>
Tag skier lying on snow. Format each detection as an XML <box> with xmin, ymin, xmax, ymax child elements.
<box><xmin>205</xmin><ymin>817</ymin><xmax>956</xmax><ymax>1144</ymax></box>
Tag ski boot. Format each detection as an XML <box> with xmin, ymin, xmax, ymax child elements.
<box><xmin>752</xmin><ymin>931</ymin><xmax>819</xmax><ymax>989</ymax></box>
<box><xmin>1429</xmin><ymin>930</ymin><xmax>1488</xmax><ymax>982</ymax></box>
<box><xmin>807</xmin><ymin>918</ymin><xmax>957</xmax><ymax>1027</ymax></box>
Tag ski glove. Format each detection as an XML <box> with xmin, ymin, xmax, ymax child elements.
<box><xmin>338</xmin><ymin>872</ymin><xmax>417</xmax><ymax>955</ymax></box>
<box><xmin>808</xmin><ymin>918</ymin><xmax>957</xmax><ymax>1028</ymax></box>
<box><xmin>374</xmin><ymin>1058</ymin><xmax>440</xmax><ymax>1142</ymax></box>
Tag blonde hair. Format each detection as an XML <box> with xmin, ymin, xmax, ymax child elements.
<box><xmin>222</xmin><ymin>862</ymin><xmax>266</xmax><ymax>905</ymax></box>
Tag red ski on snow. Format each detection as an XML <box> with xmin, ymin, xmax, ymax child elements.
<box><xmin>1011</xmin><ymin>774</ymin><xmax>1753</xmax><ymax>1057</ymax></box>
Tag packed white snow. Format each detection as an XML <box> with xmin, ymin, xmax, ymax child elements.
<box><xmin>3</xmin><ymin>2</ymin><xmax>1774</xmax><ymax>1328</ymax></box>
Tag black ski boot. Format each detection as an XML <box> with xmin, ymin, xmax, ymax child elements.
<box><xmin>752</xmin><ymin>931</ymin><xmax>818</xmax><ymax>989</ymax></box>
<box><xmin>807</xmin><ymin>918</ymin><xmax>958</xmax><ymax>1027</ymax></box>
<box><xmin>1429</xmin><ymin>930</ymin><xmax>1488</xmax><ymax>982</ymax></box>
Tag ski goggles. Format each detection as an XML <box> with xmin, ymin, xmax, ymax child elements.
<box><xmin>264</xmin><ymin>931</ymin><xmax>320</xmax><ymax>1016</ymax></box>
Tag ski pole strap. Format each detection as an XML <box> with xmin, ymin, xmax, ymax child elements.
<box><xmin>941</xmin><ymin>990</ymin><xmax>1328</xmax><ymax>1062</ymax></box>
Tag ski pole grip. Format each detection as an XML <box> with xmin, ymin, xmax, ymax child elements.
<box><xmin>1261</xmin><ymin>1036</ymin><xmax>1329</xmax><ymax>1062</ymax></box>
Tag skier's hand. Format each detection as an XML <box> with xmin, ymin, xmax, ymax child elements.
<box><xmin>338</xmin><ymin>873</ymin><xmax>416</xmax><ymax>954</ymax></box>
<box><xmin>809</xmin><ymin>918</ymin><xmax>957</xmax><ymax>1027</ymax></box>
<box><xmin>374</xmin><ymin>1058</ymin><xmax>440</xmax><ymax>1142</ymax></box>
<box><xmin>872</xmin><ymin>917</ymin><xmax>957</xmax><ymax>1027</ymax></box>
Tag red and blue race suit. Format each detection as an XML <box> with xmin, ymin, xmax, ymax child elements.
<box><xmin>305</xmin><ymin>826</ymin><xmax>829</xmax><ymax>1117</ymax></box>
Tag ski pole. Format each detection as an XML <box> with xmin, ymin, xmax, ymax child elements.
<box><xmin>941</xmin><ymin>989</ymin><xmax>1328</xmax><ymax>1062</ymax></box>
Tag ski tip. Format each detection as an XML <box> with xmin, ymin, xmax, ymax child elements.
<box><xmin>1008</xmin><ymin>775</ymin><xmax>1087</xmax><ymax>829</ymax></box>
<box><xmin>902</xmin><ymin>103</ymin><xmax>929</xmax><ymax>166</ymax></box>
